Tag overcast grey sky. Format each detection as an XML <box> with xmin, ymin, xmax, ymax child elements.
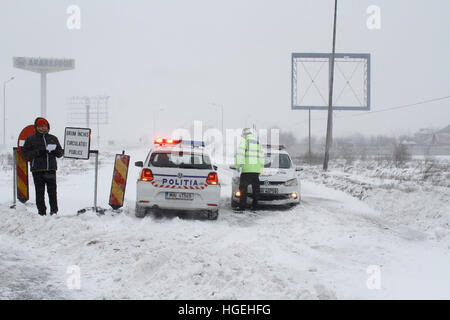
<box><xmin>1</xmin><ymin>0</ymin><xmax>450</xmax><ymax>146</ymax></box>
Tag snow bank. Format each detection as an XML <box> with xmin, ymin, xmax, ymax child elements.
<box><xmin>0</xmin><ymin>147</ymin><xmax>449</xmax><ymax>299</ymax></box>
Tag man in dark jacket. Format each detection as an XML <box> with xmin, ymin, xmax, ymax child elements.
<box><xmin>22</xmin><ymin>117</ymin><xmax>63</xmax><ymax>216</ymax></box>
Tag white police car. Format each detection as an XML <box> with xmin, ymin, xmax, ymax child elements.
<box><xmin>231</xmin><ymin>145</ymin><xmax>302</xmax><ymax>208</ymax></box>
<box><xmin>135</xmin><ymin>138</ymin><xmax>220</xmax><ymax>220</ymax></box>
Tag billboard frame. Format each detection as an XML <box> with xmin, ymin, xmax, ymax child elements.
<box><xmin>291</xmin><ymin>52</ymin><xmax>371</xmax><ymax>111</ymax></box>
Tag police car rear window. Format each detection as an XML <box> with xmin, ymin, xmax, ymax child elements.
<box><xmin>264</xmin><ymin>153</ymin><xmax>292</xmax><ymax>169</ymax></box>
<box><xmin>150</xmin><ymin>151</ymin><xmax>212</xmax><ymax>169</ymax></box>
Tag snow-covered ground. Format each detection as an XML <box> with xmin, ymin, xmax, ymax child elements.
<box><xmin>0</xmin><ymin>147</ymin><xmax>449</xmax><ymax>299</ymax></box>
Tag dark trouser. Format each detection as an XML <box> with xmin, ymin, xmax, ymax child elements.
<box><xmin>32</xmin><ymin>171</ymin><xmax>58</xmax><ymax>215</ymax></box>
<box><xmin>239</xmin><ymin>172</ymin><xmax>260</xmax><ymax>209</ymax></box>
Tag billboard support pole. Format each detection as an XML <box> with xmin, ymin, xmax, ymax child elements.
<box><xmin>323</xmin><ymin>0</ymin><xmax>338</xmax><ymax>171</ymax></box>
<box><xmin>13</xmin><ymin>57</ymin><xmax>75</xmax><ymax>119</ymax></box>
<box><xmin>40</xmin><ymin>72</ymin><xmax>47</xmax><ymax>117</ymax></box>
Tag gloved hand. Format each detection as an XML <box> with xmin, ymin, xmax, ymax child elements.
<box><xmin>37</xmin><ymin>149</ymin><xmax>47</xmax><ymax>157</ymax></box>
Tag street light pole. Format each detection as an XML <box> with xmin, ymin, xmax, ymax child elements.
<box><xmin>3</xmin><ymin>76</ymin><xmax>15</xmax><ymax>146</ymax></box>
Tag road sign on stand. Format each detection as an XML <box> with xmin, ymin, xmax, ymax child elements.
<box><xmin>64</xmin><ymin>127</ymin><xmax>91</xmax><ymax>159</ymax></box>
<box><xmin>11</xmin><ymin>125</ymin><xmax>36</xmax><ymax>206</ymax></box>
<box><xmin>108</xmin><ymin>152</ymin><xmax>130</xmax><ymax>210</ymax></box>
<box><xmin>17</xmin><ymin>125</ymin><xmax>36</xmax><ymax>149</ymax></box>
<box><xmin>15</xmin><ymin>149</ymin><xmax>29</xmax><ymax>203</ymax></box>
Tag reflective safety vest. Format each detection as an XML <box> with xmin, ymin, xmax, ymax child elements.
<box><xmin>235</xmin><ymin>133</ymin><xmax>264</xmax><ymax>173</ymax></box>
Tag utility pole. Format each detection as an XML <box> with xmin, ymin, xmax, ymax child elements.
<box><xmin>323</xmin><ymin>0</ymin><xmax>338</xmax><ymax>171</ymax></box>
<box><xmin>308</xmin><ymin>108</ymin><xmax>311</xmax><ymax>163</ymax></box>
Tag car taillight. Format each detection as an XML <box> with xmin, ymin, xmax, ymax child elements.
<box><xmin>141</xmin><ymin>168</ymin><xmax>153</xmax><ymax>181</ymax></box>
<box><xmin>206</xmin><ymin>172</ymin><xmax>218</xmax><ymax>185</ymax></box>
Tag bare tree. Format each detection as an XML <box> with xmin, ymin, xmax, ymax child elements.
<box><xmin>393</xmin><ymin>142</ymin><xmax>411</xmax><ymax>167</ymax></box>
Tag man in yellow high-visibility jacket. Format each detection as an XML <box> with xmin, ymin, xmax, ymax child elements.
<box><xmin>235</xmin><ymin>128</ymin><xmax>265</xmax><ymax>210</ymax></box>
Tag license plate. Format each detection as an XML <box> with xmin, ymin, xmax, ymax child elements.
<box><xmin>260</xmin><ymin>188</ymin><xmax>278</xmax><ymax>194</ymax></box>
<box><xmin>165</xmin><ymin>192</ymin><xmax>194</xmax><ymax>200</ymax></box>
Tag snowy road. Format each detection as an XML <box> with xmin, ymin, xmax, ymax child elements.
<box><xmin>0</xmin><ymin>147</ymin><xmax>449</xmax><ymax>299</ymax></box>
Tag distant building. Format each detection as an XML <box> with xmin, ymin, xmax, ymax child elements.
<box><xmin>414</xmin><ymin>128</ymin><xmax>434</xmax><ymax>144</ymax></box>
<box><xmin>436</xmin><ymin>125</ymin><xmax>450</xmax><ymax>134</ymax></box>
<box><xmin>400</xmin><ymin>140</ymin><xmax>416</xmax><ymax>145</ymax></box>
<box><xmin>431</xmin><ymin>133</ymin><xmax>450</xmax><ymax>145</ymax></box>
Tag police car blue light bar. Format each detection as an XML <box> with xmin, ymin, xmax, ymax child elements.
<box><xmin>181</xmin><ymin>140</ymin><xmax>205</xmax><ymax>147</ymax></box>
<box><xmin>153</xmin><ymin>138</ymin><xmax>205</xmax><ymax>147</ymax></box>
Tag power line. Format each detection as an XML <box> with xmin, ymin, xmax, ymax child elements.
<box><xmin>285</xmin><ymin>94</ymin><xmax>450</xmax><ymax>128</ymax></box>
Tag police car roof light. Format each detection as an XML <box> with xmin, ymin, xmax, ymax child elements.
<box><xmin>181</xmin><ymin>140</ymin><xmax>205</xmax><ymax>147</ymax></box>
<box><xmin>154</xmin><ymin>138</ymin><xmax>182</xmax><ymax>146</ymax></box>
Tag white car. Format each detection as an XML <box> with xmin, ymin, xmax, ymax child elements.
<box><xmin>231</xmin><ymin>145</ymin><xmax>302</xmax><ymax>208</ymax></box>
<box><xmin>135</xmin><ymin>138</ymin><xmax>221</xmax><ymax>220</ymax></box>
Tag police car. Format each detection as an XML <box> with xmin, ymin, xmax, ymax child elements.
<box><xmin>135</xmin><ymin>138</ymin><xmax>220</xmax><ymax>220</ymax></box>
<box><xmin>231</xmin><ymin>145</ymin><xmax>302</xmax><ymax>208</ymax></box>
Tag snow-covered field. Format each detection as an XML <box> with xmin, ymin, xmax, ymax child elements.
<box><xmin>0</xmin><ymin>147</ymin><xmax>449</xmax><ymax>299</ymax></box>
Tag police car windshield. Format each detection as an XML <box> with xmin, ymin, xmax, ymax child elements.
<box><xmin>150</xmin><ymin>151</ymin><xmax>212</xmax><ymax>169</ymax></box>
<box><xmin>264</xmin><ymin>153</ymin><xmax>292</xmax><ymax>169</ymax></box>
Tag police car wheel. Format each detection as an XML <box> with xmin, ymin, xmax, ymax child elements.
<box><xmin>135</xmin><ymin>205</ymin><xmax>147</xmax><ymax>218</ymax></box>
<box><xmin>207</xmin><ymin>210</ymin><xmax>218</xmax><ymax>220</ymax></box>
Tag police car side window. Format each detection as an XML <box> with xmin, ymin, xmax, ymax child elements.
<box><xmin>264</xmin><ymin>153</ymin><xmax>272</xmax><ymax>168</ymax></box>
<box><xmin>281</xmin><ymin>155</ymin><xmax>292</xmax><ymax>169</ymax></box>
<box><xmin>264</xmin><ymin>153</ymin><xmax>292</xmax><ymax>169</ymax></box>
<box><xmin>277</xmin><ymin>154</ymin><xmax>291</xmax><ymax>169</ymax></box>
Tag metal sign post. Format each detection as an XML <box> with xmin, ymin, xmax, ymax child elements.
<box><xmin>94</xmin><ymin>150</ymin><xmax>98</xmax><ymax>210</ymax></box>
<box><xmin>76</xmin><ymin>150</ymin><xmax>106</xmax><ymax>216</ymax></box>
<box><xmin>61</xmin><ymin>126</ymin><xmax>104</xmax><ymax>215</ymax></box>
<box><xmin>10</xmin><ymin>148</ymin><xmax>17</xmax><ymax>209</ymax></box>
